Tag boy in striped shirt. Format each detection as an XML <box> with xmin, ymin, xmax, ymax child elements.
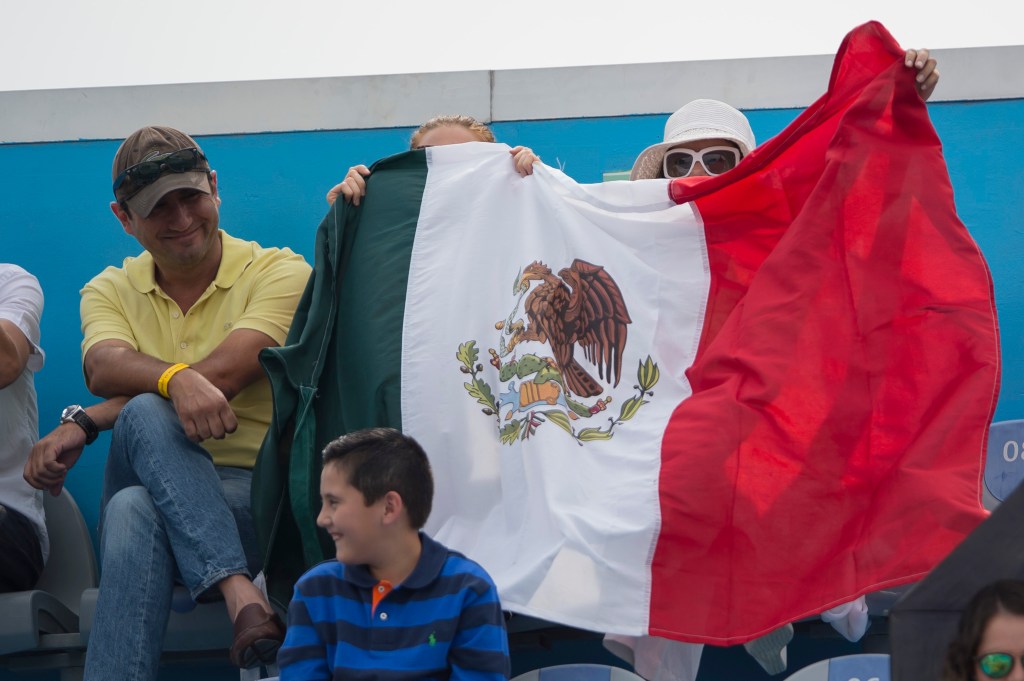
<box><xmin>278</xmin><ymin>427</ymin><xmax>511</xmax><ymax>680</ymax></box>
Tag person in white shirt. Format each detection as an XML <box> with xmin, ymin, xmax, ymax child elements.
<box><xmin>0</xmin><ymin>263</ymin><xmax>46</xmax><ymax>592</ymax></box>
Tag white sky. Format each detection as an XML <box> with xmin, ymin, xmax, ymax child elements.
<box><xmin>2</xmin><ymin>0</ymin><xmax>1021</xmax><ymax>92</ymax></box>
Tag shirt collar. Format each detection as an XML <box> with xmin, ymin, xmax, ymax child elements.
<box><xmin>344</xmin><ymin>532</ymin><xmax>447</xmax><ymax>589</ymax></box>
<box><xmin>124</xmin><ymin>230</ymin><xmax>252</xmax><ymax>294</ymax></box>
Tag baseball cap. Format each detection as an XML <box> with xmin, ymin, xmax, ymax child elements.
<box><xmin>112</xmin><ymin>125</ymin><xmax>212</xmax><ymax>217</ymax></box>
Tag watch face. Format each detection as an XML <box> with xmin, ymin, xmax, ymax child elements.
<box><xmin>61</xmin><ymin>405</ymin><xmax>80</xmax><ymax>421</ymax></box>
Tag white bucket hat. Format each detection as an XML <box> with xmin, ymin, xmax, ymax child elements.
<box><xmin>629</xmin><ymin>99</ymin><xmax>756</xmax><ymax>180</ymax></box>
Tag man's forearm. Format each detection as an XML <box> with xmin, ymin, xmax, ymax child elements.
<box><xmin>86</xmin><ymin>341</ymin><xmax>257</xmax><ymax>401</ymax></box>
<box><xmin>189</xmin><ymin>328</ymin><xmax>280</xmax><ymax>400</ymax></box>
<box><xmin>83</xmin><ymin>396</ymin><xmax>131</xmax><ymax>431</ymax></box>
<box><xmin>85</xmin><ymin>343</ymin><xmax>179</xmax><ymax>399</ymax></box>
<box><xmin>85</xmin><ymin>329</ymin><xmax>276</xmax><ymax>401</ymax></box>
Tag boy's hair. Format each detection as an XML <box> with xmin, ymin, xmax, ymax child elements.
<box><xmin>321</xmin><ymin>428</ymin><xmax>434</xmax><ymax>529</ymax></box>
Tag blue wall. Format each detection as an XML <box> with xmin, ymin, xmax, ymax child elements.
<box><xmin>2</xmin><ymin>99</ymin><xmax>1020</xmax><ymax>580</ymax></box>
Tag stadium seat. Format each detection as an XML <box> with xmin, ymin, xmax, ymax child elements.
<box><xmin>783</xmin><ymin>653</ymin><xmax>890</xmax><ymax>681</ymax></box>
<box><xmin>80</xmin><ymin>573</ymin><xmax>282</xmax><ymax>665</ymax></box>
<box><xmin>262</xmin><ymin>662</ymin><xmax>642</xmax><ymax>681</ymax></box>
<box><xmin>983</xmin><ymin>420</ymin><xmax>1024</xmax><ymax>510</ymax></box>
<box><xmin>0</xmin><ymin>489</ymin><xmax>97</xmax><ymax>679</ymax></box>
<box><xmin>81</xmin><ymin>584</ymin><xmax>235</xmax><ymax>654</ymax></box>
<box><xmin>511</xmin><ymin>663</ymin><xmax>646</xmax><ymax>681</ymax></box>
<box><xmin>865</xmin><ymin>586</ymin><xmax>912</xmax><ymax>618</ymax></box>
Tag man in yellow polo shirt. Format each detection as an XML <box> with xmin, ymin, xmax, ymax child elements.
<box><xmin>24</xmin><ymin>125</ymin><xmax>311</xmax><ymax>680</ymax></box>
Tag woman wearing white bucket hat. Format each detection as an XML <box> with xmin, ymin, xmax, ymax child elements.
<box><xmin>629</xmin><ymin>47</ymin><xmax>939</xmax><ymax>182</ymax></box>
<box><xmin>629</xmin><ymin>98</ymin><xmax>756</xmax><ymax>181</ymax></box>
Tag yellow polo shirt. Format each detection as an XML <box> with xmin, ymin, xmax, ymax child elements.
<box><xmin>81</xmin><ymin>231</ymin><xmax>311</xmax><ymax>468</ymax></box>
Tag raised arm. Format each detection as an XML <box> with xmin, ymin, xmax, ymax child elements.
<box><xmin>904</xmin><ymin>48</ymin><xmax>939</xmax><ymax>101</ymax></box>
<box><xmin>326</xmin><ymin>165</ymin><xmax>371</xmax><ymax>206</ymax></box>
<box><xmin>327</xmin><ymin>146</ymin><xmax>541</xmax><ymax>207</ymax></box>
<box><xmin>508</xmin><ymin>146</ymin><xmax>540</xmax><ymax>176</ymax></box>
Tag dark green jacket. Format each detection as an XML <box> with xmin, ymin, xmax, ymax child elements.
<box><xmin>252</xmin><ymin>150</ymin><xmax>428</xmax><ymax>608</ymax></box>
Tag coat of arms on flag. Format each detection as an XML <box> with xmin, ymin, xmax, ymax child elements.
<box><xmin>458</xmin><ymin>259</ymin><xmax>660</xmax><ymax>444</ymax></box>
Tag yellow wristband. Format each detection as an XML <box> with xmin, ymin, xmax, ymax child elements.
<box><xmin>157</xmin><ymin>363</ymin><xmax>190</xmax><ymax>399</ymax></box>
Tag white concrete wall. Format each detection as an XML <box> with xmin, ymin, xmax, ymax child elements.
<box><xmin>1</xmin><ymin>45</ymin><xmax>1020</xmax><ymax>144</ymax></box>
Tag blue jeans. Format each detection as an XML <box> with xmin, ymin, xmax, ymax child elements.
<box><xmin>84</xmin><ymin>394</ymin><xmax>261</xmax><ymax>681</ymax></box>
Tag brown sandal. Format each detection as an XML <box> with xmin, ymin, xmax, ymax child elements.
<box><xmin>229</xmin><ymin>602</ymin><xmax>285</xmax><ymax>669</ymax></box>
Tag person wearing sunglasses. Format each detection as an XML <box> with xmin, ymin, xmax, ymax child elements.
<box><xmin>629</xmin><ymin>98</ymin><xmax>755</xmax><ymax>181</ymax></box>
<box><xmin>23</xmin><ymin>125</ymin><xmax>312</xmax><ymax>679</ymax></box>
<box><xmin>942</xmin><ymin>580</ymin><xmax>1024</xmax><ymax>681</ymax></box>
<box><xmin>629</xmin><ymin>48</ymin><xmax>939</xmax><ymax>182</ymax></box>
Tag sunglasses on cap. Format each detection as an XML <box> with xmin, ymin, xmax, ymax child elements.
<box><xmin>978</xmin><ymin>652</ymin><xmax>1024</xmax><ymax>678</ymax></box>
<box><xmin>662</xmin><ymin>146</ymin><xmax>741</xmax><ymax>178</ymax></box>
<box><xmin>112</xmin><ymin>147</ymin><xmax>207</xmax><ymax>197</ymax></box>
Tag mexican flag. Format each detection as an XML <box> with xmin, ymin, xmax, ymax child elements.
<box><xmin>255</xmin><ymin>22</ymin><xmax>999</xmax><ymax>644</ymax></box>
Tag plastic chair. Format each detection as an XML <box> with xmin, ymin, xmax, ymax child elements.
<box><xmin>81</xmin><ymin>585</ymin><xmax>236</xmax><ymax>652</ymax></box>
<box><xmin>0</xmin><ymin>488</ymin><xmax>97</xmax><ymax>653</ymax></box>
<box><xmin>511</xmin><ymin>663</ymin><xmax>645</xmax><ymax>681</ymax></box>
<box><xmin>80</xmin><ymin>573</ymin><xmax>283</xmax><ymax>663</ymax></box>
<box><xmin>0</xmin><ymin>489</ymin><xmax>97</xmax><ymax>679</ymax></box>
<box><xmin>983</xmin><ymin>420</ymin><xmax>1024</xmax><ymax>510</ymax></box>
<box><xmin>783</xmin><ymin>653</ymin><xmax>890</xmax><ymax>681</ymax></box>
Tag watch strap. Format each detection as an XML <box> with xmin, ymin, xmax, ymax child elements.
<box><xmin>61</xmin><ymin>406</ymin><xmax>99</xmax><ymax>445</ymax></box>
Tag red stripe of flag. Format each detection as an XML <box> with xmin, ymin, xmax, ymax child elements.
<box><xmin>651</xmin><ymin>21</ymin><xmax>1000</xmax><ymax>644</ymax></box>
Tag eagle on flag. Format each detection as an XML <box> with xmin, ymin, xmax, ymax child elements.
<box><xmin>504</xmin><ymin>259</ymin><xmax>632</xmax><ymax>398</ymax></box>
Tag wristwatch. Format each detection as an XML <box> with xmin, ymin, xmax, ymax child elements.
<box><xmin>60</xmin><ymin>405</ymin><xmax>99</xmax><ymax>445</ymax></box>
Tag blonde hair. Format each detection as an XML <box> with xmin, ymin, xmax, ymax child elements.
<box><xmin>410</xmin><ymin>115</ymin><xmax>495</xmax><ymax>149</ymax></box>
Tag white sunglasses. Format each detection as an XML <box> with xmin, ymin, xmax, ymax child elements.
<box><xmin>662</xmin><ymin>146</ymin><xmax>742</xmax><ymax>178</ymax></box>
